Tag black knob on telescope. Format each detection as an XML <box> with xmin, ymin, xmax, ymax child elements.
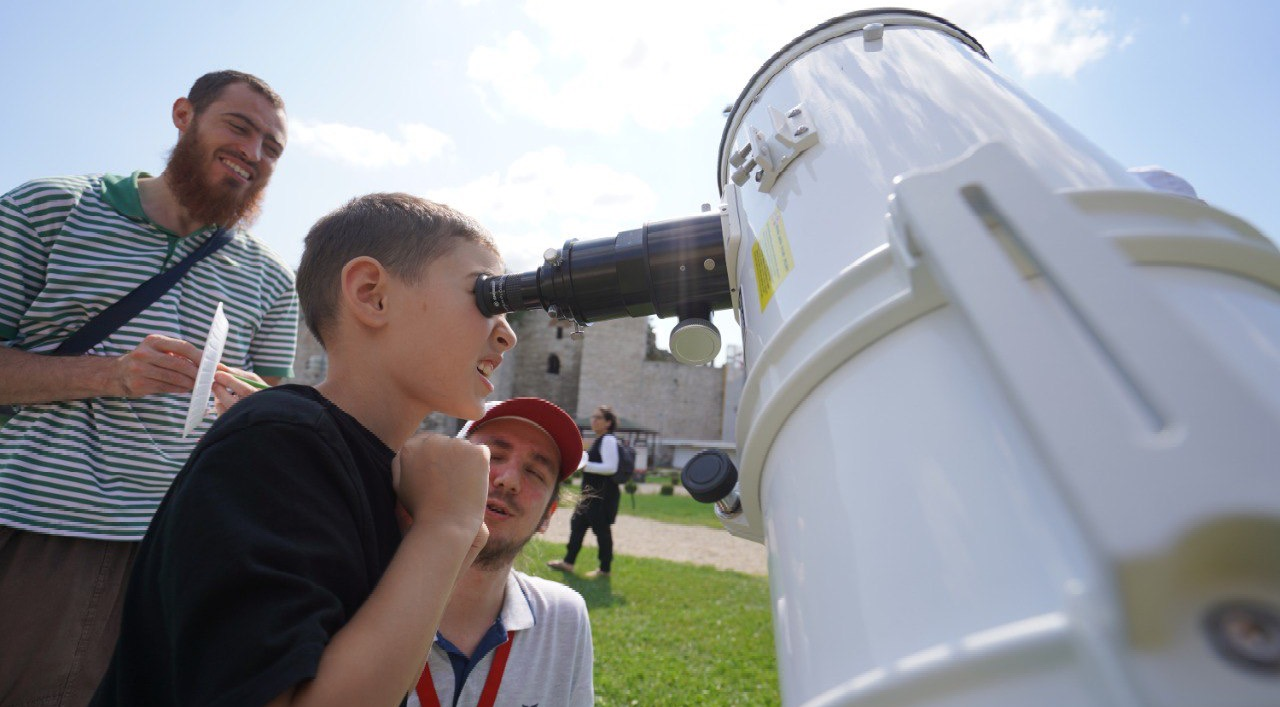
<box><xmin>681</xmin><ymin>450</ymin><xmax>738</xmax><ymax>504</ymax></box>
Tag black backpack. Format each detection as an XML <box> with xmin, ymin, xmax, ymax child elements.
<box><xmin>612</xmin><ymin>437</ymin><xmax>636</xmax><ymax>484</ymax></box>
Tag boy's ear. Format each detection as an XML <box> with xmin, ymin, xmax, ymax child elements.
<box><xmin>340</xmin><ymin>257</ymin><xmax>392</xmax><ymax>329</ymax></box>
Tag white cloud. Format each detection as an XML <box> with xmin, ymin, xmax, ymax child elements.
<box><xmin>973</xmin><ymin>1</ymin><xmax>1114</xmax><ymax>77</ymax></box>
<box><xmin>468</xmin><ymin>32</ymin><xmax>550</xmax><ymax>120</ymax></box>
<box><xmin>428</xmin><ymin>146</ymin><xmax>660</xmax><ymax>271</ymax></box>
<box><xmin>465</xmin><ymin>1</ymin><xmax>790</xmax><ymax>134</ymax></box>
<box><xmin>289</xmin><ymin>119</ymin><xmax>454</xmax><ymax>168</ymax></box>
<box><xmin>466</xmin><ymin>0</ymin><xmax>1119</xmax><ymax>133</ymax></box>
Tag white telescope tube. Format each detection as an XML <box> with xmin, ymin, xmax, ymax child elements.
<box><xmin>718</xmin><ymin>9</ymin><xmax>1280</xmax><ymax>707</ymax></box>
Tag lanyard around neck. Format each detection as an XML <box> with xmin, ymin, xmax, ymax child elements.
<box><xmin>416</xmin><ymin>631</ymin><xmax>514</xmax><ymax>707</ymax></box>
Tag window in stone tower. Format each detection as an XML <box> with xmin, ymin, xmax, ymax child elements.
<box><xmin>547</xmin><ymin>354</ymin><xmax>561</xmax><ymax>375</ymax></box>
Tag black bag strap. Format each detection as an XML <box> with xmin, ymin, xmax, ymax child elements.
<box><xmin>53</xmin><ymin>226</ymin><xmax>233</xmax><ymax>356</ymax></box>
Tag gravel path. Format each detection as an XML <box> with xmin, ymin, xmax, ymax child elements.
<box><xmin>541</xmin><ymin>508</ymin><xmax>768</xmax><ymax>576</ymax></box>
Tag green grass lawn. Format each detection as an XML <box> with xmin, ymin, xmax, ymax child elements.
<box><xmin>518</xmin><ymin>539</ymin><xmax>779</xmax><ymax>706</ymax></box>
<box><xmin>563</xmin><ymin>482</ymin><xmax>725</xmax><ymax>529</ymax></box>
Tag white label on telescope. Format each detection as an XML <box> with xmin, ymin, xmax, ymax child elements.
<box><xmin>752</xmin><ymin>209</ymin><xmax>795</xmax><ymax>311</ymax></box>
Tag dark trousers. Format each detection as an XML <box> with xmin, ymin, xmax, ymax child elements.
<box><xmin>0</xmin><ymin>526</ymin><xmax>138</xmax><ymax>707</ymax></box>
<box><xmin>563</xmin><ymin>510</ymin><xmax>613</xmax><ymax>572</ymax></box>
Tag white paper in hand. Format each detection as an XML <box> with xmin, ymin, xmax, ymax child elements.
<box><xmin>183</xmin><ymin>302</ymin><xmax>229</xmax><ymax>438</ymax></box>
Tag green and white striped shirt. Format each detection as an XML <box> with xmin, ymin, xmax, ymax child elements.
<box><xmin>0</xmin><ymin>173</ymin><xmax>298</xmax><ymax>540</ymax></box>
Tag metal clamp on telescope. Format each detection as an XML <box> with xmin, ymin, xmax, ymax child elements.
<box><xmin>474</xmin><ymin>212</ymin><xmax>733</xmax><ymax>365</ymax></box>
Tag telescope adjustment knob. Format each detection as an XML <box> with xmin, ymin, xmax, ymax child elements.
<box><xmin>681</xmin><ymin>450</ymin><xmax>738</xmax><ymax>504</ymax></box>
<box><xmin>669</xmin><ymin>317</ymin><xmax>721</xmax><ymax>366</ymax></box>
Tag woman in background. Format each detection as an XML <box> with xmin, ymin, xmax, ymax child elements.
<box><xmin>548</xmin><ymin>405</ymin><xmax>620</xmax><ymax>578</ymax></box>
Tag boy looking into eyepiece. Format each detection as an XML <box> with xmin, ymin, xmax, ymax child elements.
<box><xmin>92</xmin><ymin>193</ymin><xmax>517</xmax><ymax>707</ymax></box>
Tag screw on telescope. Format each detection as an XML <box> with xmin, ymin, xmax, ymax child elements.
<box><xmin>1204</xmin><ymin>600</ymin><xmax>1280</xmax><ymax>674</ymax></box>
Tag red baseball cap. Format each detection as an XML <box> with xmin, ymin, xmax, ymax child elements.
<box><xmin>459</xmin><ymin>398</ymin><xmax>585</xmax><ymax>481</ymax></box>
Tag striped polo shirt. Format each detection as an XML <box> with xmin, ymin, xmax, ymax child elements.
<box><xmin>0</xmin><ymin>173</ymin><xmax>298</xmax><ymax>540</ymax></box>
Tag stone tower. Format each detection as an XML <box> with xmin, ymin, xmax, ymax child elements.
<box><xmin>492</xmin><ymin>310</ymin><xmax>582</xmax><ymax>417</ymax></box>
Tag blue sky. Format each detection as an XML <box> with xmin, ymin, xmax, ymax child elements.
<box><xmin>2</xmin><ymin>0</ymin><xmax>1276</xmax><ymax>357</ymax></box>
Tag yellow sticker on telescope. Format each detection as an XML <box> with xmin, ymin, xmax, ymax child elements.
<box><xmin>752</xmin><ymin>209</ymin><xmax>795</xmax><ymax>312</ymax></box>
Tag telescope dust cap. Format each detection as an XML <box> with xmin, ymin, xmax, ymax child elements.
<box><xmin>669</xmin><ymin>318</ymin><xmax>721</xmax><ymax>365</ymax></box>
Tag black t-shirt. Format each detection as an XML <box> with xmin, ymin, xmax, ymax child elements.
<box><xmin>92</xmin><ymin>385</ymin><xmax>401</xmax><ymax>707</ymax></box>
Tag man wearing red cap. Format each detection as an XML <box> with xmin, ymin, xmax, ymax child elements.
<box><xmin>409</xmin><ymin>398</ymin><xmax>595</xmax><ymax>707</ymax></box>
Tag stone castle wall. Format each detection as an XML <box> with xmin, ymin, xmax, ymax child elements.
<box><xmin>577</xmin><ymin>318</ymin><xmax>725</xmax><ymax>440</ymax></box>
<box><xmin>290</xmin><ymin>325</ymin><xmax>327</xmax><ymax>387</ymax></box>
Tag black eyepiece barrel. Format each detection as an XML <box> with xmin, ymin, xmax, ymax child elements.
<box><xmin>474</xmin><ymin>212</ymin><xmax>731</xmax><ymax>325</ymax></box>
<box><xmin>476</xmin><ymin>270</ymin><xmax>542</xmax><ymax>315</ymax></box>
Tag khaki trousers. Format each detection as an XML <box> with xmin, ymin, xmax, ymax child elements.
<box><xmin>0</xmin><ymin>527</ymin><xmax>137</xmax><ymax>707</ymax></box>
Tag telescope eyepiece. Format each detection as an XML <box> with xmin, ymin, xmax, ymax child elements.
<box><xmin>475</xmin><ymin>271</ymin><xmax>542</xmax><ymax>318</ymax></box>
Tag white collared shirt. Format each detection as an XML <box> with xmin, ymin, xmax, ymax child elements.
<box><xmin>409</xmin><ymin>571</ymin><xmax>594</xmax><ymax>707</ymax></box>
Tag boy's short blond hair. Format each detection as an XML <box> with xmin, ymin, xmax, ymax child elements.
<box><xmin>296</xmin><ymin>193</ymin><xmax>499</xmax><ymax>347</ymax></box>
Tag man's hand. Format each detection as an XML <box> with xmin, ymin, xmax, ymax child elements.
<box><xmin>392</xmin><ymin>434</ymin><xmax>490</xmax><ymax>559</ymax></box>
<box><xmin>211</xmin><ymin>365</ymin><xmax>269</xmax><ymax>414</ymax></box>
<box><xmin>110</xmin><ymin>334</ymin><xmax>201</xmax><ymax>397</ymax></box>
<box><xmin>0</xmin><ymin>333</ymin><xmax>206</xmax><ymax>405</ymax></box>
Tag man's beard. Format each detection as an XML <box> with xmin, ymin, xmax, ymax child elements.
<box><xmin>164</xmin><ymin>122</ymin><xmax>267</xmax><ymax>229</ymax></box>
<box><xmin>473</xmin><ymin>492</ymin><xmax>543</xmax><ymax>571</ymax></box>
<box><xmin>474</xmin><ymin>535</ymin><xmax>532</xmax><ymax>571</ymax></box>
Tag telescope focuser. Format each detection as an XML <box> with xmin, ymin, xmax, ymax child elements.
<box><xmin>475</xmin><ymin>213</ymin><xmax>732</xmax><ymax>365</ymax></box>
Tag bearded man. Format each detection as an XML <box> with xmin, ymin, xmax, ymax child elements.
<box><xmin>0</xmin><ymin>70</ymin><xmax>299</xmax><ymax>706</ymax></box>
<box><xmin>407</xmin><ymin>398</ymin><xmax>595</xmax><ymax>707</ymax></box>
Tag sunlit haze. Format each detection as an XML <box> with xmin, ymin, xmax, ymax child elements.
<box><xmin>3</xmin><ymin>0</ymin><xmax>1275</xmax><ymax>360</ymax></box>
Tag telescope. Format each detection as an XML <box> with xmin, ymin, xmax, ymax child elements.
<box><xmin>475</xmin><ymin>211</ymin><xmax>731</xmax><ymax>365</ymax></box>
<box><xmin>477</xmin><ymin>8</ymin><xmax>1280</xmax><ymax>706</ymax></box>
